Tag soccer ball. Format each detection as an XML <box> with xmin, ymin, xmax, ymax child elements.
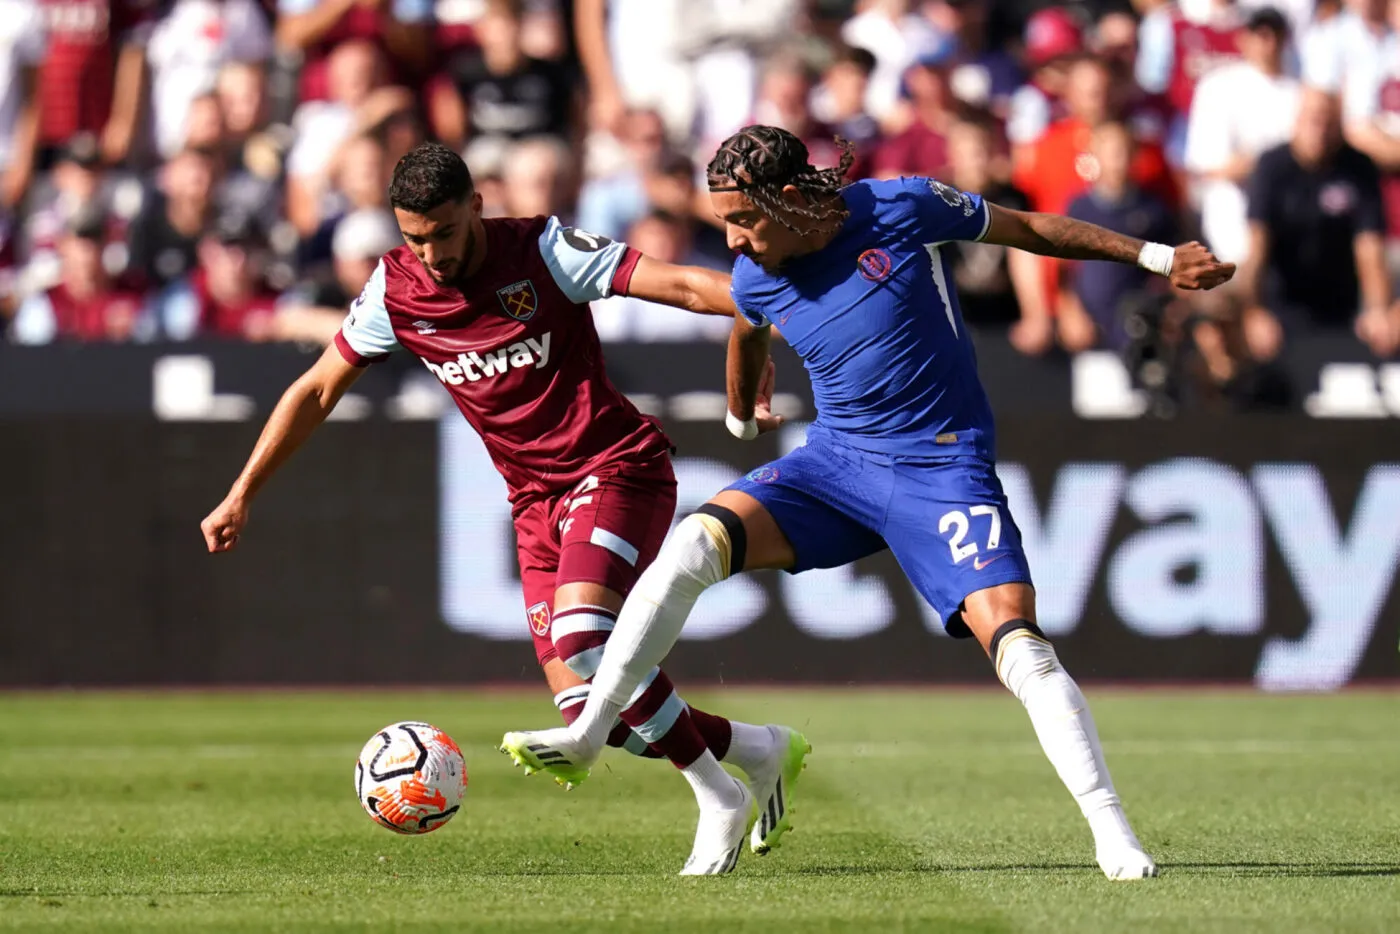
<box><xmin>355</xmin><ymin>721</ymin><xmax>467</xmax><ymax>834</ymax></box>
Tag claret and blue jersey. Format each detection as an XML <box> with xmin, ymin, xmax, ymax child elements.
<box><xmin>731</xmin><ymin>176</ymin><xmax>998</xmax><ymax>462</ymax></box>
<box><xmin>727</xmin><ymin>177</ymin><xmax>1033</xmax><ymax>635</ymax></box>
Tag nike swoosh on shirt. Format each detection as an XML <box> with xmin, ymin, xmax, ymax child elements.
<box><xmin>972</xmin><ymin>554</ymin><xmax>1008</xmax><ymax>571</ymax></box>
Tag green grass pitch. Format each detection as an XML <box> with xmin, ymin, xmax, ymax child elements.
<box><xmin>1</xmin><ymin>689</ymin><xmax>1397</xmax><ymax>933</ymax></box>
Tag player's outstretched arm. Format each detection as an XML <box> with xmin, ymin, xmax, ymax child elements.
<box><xmin>725</xmin><ymin>316</ymin><xmax>784</xmax><ymax>439</ymax></box>
<box><xmin>200</xmin><ymin>343</ymin><xmax>365</xmax><ymax>553</ymax></box>
<box><xmin>625</xmin><ymin>255</ymin><xmax>739</xmax><ymax>316</ymax></box>
<box><xmin>982</xmin><ymin>203</ymin><xmax>1236</xmax><ymax>291</ymax></box>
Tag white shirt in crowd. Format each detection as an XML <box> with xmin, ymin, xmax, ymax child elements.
<box><xmin>146</xmin><ymin>0</ymin><xmax>272</xmax><ymax>158</ymax></box>
<box><xmin>1341</xmin><ymin>29</ymin><xmax>1400</xmax><ymax>126</ymax></box>
<box><xmin>1301</xmin><ymin>9</ymin><xmax>1393</xmax><ymax>97</ymax></box>
<box><xmin>1184</xmin><ymin>62</ymin><xmax>1301</xmax><ymax>263</ymax></box>
<box><xmin>840</xmin><ymin>5</ymin><xmax>940</xmax><ymax>122</ymax></box>
<box><xmin>0</xmin><ymin>0</ymin><xmax>46</xmax><ymax>168</ymax></box>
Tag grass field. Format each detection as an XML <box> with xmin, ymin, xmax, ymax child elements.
<box><xmin>1</xmin><ymin>689</ymin><xmax>1397</xmax><ymax>933</ymax></box>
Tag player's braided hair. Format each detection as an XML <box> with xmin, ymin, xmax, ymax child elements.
<box><xmin>707</xmin><ymin>125</ymin><xmax>855</xmax><ymax>236</ymax></box>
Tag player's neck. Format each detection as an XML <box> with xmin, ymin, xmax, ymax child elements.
<box><xmin>787</xmin><ymin>197</ymin><xmax>849</xmax><ymax>263</ymax></box>
<box><xmin>451</xmin><ymin>220</ymin><xmax>490</xmax><ymax>287</ymax></box>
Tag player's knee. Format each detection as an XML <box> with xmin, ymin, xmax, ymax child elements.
<box><xmin>639</xmin><ymin>506</ymin><xmax>743</xmax><ymax>599</ymax></box>
<box><xmin>990</xmin><ymin>619</ymin><xmax>1059</xmax><ymax>693</ymax></box>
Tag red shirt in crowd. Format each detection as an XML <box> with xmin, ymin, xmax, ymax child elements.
<box><xmin>37</xmin><ymin>0</ymin><xmax>158</xmax><ymax>146</ymax></box>
<box><xmin>871</xmin><ymin>120</ymin><xmax>949</xmax><ymax>180</ymax></box>
<box><xmin>1013</xmin><ymin>117</ymin><xmax>1180</xmax><ymax>217</ymax></box>
<box><xmin>1166</xmin><ymin>6</ymin><xmax>1241</xmax><ymax>116</ymax></box>
<box><xmin>44</xmin><ymin>282</ymin><xmax>145</xmax><ymax>340</ymax></box>
<box><xmin>190</xmin><ymin>269</ymin><xmax>280</xmax><ymax>339</ymax></box>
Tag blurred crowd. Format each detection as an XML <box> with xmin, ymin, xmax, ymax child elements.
<box><xmin>4</xmin><ymin>0</ymin><xmax>1400</xmax><ymax>410</ymax></box>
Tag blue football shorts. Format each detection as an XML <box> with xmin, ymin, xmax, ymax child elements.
<box><xmin>726</xmin><ymin>426</ymin><xmax>1033</xmax><ymax>638</ymax></box>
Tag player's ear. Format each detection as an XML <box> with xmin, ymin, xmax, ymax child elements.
<box><xmin>469</xmin><ymin>189</ymin><xmax>484</xmax><ymax>218</ymax></box>
<box><xmin>779</xmin><ymin>184</ymin><xmax>806</xmax><ymax>207</ymax></box>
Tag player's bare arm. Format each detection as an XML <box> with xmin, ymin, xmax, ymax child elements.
<box><xmin>625</xmin><ymin>255</ymin><xmax>738</xmax><ymax>316</ymax></box>
<box><xmin>983</xmin><ymin>202</ymin><xmax>1237</xmax><ymax>291</ymax></box>
<box><xmin>725</xmin><ymin>316</ymin><xmax>783</xmax><ymax>438</ymax></box>
<box><xmin>200</xmin><ymin>344</ymin><xmax>365</xmax><ymax>553</ymax></box>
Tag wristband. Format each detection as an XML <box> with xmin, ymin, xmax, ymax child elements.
<box><xmin>1137</xmin><ymin>242</ymin><xmax>1174</xmax><ymax>278</ymax></box>
<box><xmin>726</xmin><ymin>411</ymin><xmax>759</xmax><ymax>441</ymax></box>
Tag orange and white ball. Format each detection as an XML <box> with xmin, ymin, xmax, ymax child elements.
<box><xmin>355</xmin><ymin>722</ymin><xmax>467</xmax><ymax>834</ymax></box>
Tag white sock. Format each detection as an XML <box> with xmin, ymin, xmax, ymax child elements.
<box><xmin>995</xmin><ymin>631</ymin><xmax>1143</xmax><ymax>853</ymax></box>
<box><xmin>725</xmin><ymin>721</ymin><xmax>778</xmax><ymax>775</ymax></box>
<box><xmin>572</xmin><ymin>514</ymin><xmax>730</xmax><ymax>754</ymax></box>
<box><xmin>681</xmin><ymin>750</ymin><xmax>746</xmax><ymax>810</ymax></box>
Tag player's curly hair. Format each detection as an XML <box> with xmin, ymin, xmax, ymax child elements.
<box><xmin>706</xmin><ymin>125</ymin><xmax>855</xmax><ymax>235</ymax></box>
<box><xmin>389</xmin><ymin>143</ymin><xmax>475</xmax><ymax>214</ymax></box>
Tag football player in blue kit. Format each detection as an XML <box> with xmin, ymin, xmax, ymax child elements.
<box><xmin>503</xmin><ymin>125</ymin><xmax>1236</xmax><ymax>878</ymax></box>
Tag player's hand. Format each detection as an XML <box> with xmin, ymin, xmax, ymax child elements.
<box><xmin>753</xmin><ymin>357</ymin><xmax>785</xmax><ymax>434</ymax></box>
<box><xmin>201</xmin><ymin>496</ymin><xmax>248</xmax><ymax>553</ymax></box>
<box><xmin>1169</xmin><ymin>242</ymin><xmax>1235</xmax><ymax>291</ymax></box>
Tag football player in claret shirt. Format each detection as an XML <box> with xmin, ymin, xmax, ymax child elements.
<box><xmin>201</xmin><ymin>144</ymin><xmax>807</xmax><ymax>875</ymax></box>
<box><xmin>505</xmin><ymin>126</ymin><xmax>1236</xmax><ymax>880</ymax></box>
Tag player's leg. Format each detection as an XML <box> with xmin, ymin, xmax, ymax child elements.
<box><xmin>959</xmin><ymin>583</ymin><xmax>1156</xmax><ymax>880</ymax></box>
<box><xmin>501</xmin><ymin>465</ymin><xmax>789</xmax><ymax>873</ymax></box>
<box><xmin>507</xmin><ymin>437</ymin><xmax>885</xmax><ymax>855</ymax></box>
<box><xmin>885</xmin><ymin>459</ymin><xmax>1156</xmax><ymax>880</ymax></box>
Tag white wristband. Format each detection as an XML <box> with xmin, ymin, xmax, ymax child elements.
<box><xmin>1137</xmin><ymin>242</ymin><xmax>1174</xmax><ymax>278</ymax></box>
<box><xmin>725</xmin><ymin>411</ymin><xmax>759</xmax><ymax>441</ymax></box>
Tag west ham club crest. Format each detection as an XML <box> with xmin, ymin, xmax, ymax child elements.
<box><xmin>497</xmin><ymin>280</ymin><xmax>539</xmax><ymax>321</ymax></box>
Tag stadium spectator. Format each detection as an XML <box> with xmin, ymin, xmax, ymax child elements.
<box><xmin>839</xmin><ymin>0</ymin><xmax>941</xmax><ymax>122</ymax></box>
<box><xmin>871</xmin><ymin>45</ymin><xmax>956</xmax><ymax>179</ymax></box>
<box><xmin>1005</xmin><ymin>7</ymin><xmax>1084</xmax><ymax>157</ymax></box>
<box><xmin>0</xmin><ymin>213</ymin><xmax>17</xmax><ymax>323</ymax></box>
<box><xmin>427</xmin><ymin>0</ymin><xmax>573</xmax><ymax>153</ymax></box>
<box><xmin>812</xmin><ymin>44</ymin><xmax>882</xmax><ymax>156</ymax></box>
<box><xmin>590</xmin><ymin>210</ymin><xmax>734</xmax><ymax>343</ymax></box>
<box><xmin>21</xmin><ymin>133</ymin><xmax>139</xmax><ymax>294</ymax></box>
<box><xmin>145</xmin><ymin>0</ymin><xmax>272</xmax><ymax>159</ymax></box>
<box><xmin>1013</xmin><ymin>55</ymin><xmax>1178</xmax><ymax>217</ymax></box>
<box><xmin>1135</xmin><ymin>0</ymin><xmax>1243</xmax><ymax>160</ymax></box>
<box><xmin>500</xmin><ymin>136</ymin><xmax>571</xmax><ymax>218</ymax></box>
<box><xmin>1302</xmin><ymin>0</ymin><xmax>1392</xmax><ymax>98</ymax></box>
<box><xmin>154</xmin><ymin>212</ymin><xmax>281</xmax><ymax>341</ymax></box>
<box><xmin>37</xmin><ymin>0</ymin><xmax>156</xmax><ymax>169</ymax></box>
<box><xmin>0</xmin><ymin>0</ymin><xmax>46</xmax><ymax>211</ymax></box>
<box><xmin>283</xmin><ymin>206</ymin><xmax>398</xmax><ymax>312</ymax></box>
<box><xmin>750</xmin><ymin>51</ymin><xmax>845</xmax><ymax>171</ymax></box>
<box><xmin>1184</xmin><ymin>7</ymin><xmax>1299</xmax><ymax>265</ymax></box>
<box><xmin>127</xmin><ymin>148</ymin><xmax>219</xmax><ymax>291</ymax></box>
<box><xmin>284</xmin><ymin>39</ymin><xmax>387</xmax><ymax>235</ymax></box>
<box><xmin>272</xmin><ymin>0</ymin><xmax>431</xmax><ymax>103</ymax></box>
<box><xmin>684</xmin><ymin>0</ymin><xmax>803</xmax><ymax>150</ymax></box>
<box><xmin>1181</xmin><ymin>291</ymin><xmax>1295</xmax><ymax>410</ymax></box>
<box><xmin>215</xmin><ymin>62</ymin><xmax>288</xmax><ymax>233</ymax></box>
<box><xmin>1061</xmin><ymin>121</ymin><xmax>1179</xmax><ymax>352</ymax></box>
<box><xmin>1340</xmin><ymin>0</ymin><xmax>1400</xmax><ymax>252</ymax></box>
<box><xmin>575</xmin><ymin>108</ymin><xmax>669</xmax><ymax>240</ymax></box>
<box><xmin>274</xmin><ymin>208</ymin><xmax>394</xmax><ymax>342</ymax></box>
<box><xmin>1242</xmin><ymin>89</ymin><xmax>1400</xmax><ymax>359</ymax></box>
<box><xmin>939</xmin><ymin>116</ymin><xmax>1055</xmax><ymax>356</ymax></box>
<box><xmin>11</xmin><ymin>207</ymin><xmax>146</xmax><ymax>345</ymax></box>
<box><xmin>184</xmin><ymin>93</ymin><xmax>228</xmax><ymax>154</ymax></box>
<box><xmin>920</xmin><ymin>0</ymin><xmax>1023</xmax><ymax>115</ymax></box>
<box><xmin>1093</xmin><ymin>9</ymin><xmax>1173</xmax><ymax>146</ymax></box>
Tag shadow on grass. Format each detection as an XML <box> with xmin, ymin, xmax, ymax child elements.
<box><xmin>788</xmin><ymin>861</ymin><xmax>1400</xmax><ymax>879</ymax></box>
<box><xmin>0</xmin><ymin>890</ymin><xmax>258</xmax><ymax>898</ymax></box>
